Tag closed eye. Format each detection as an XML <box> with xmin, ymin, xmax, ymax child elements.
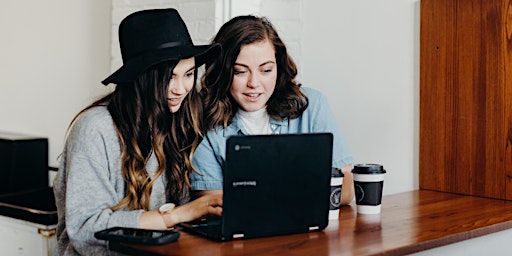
<box><xmin>234</xmin><ymin>69</ymin><xmax>246</xmax><ymax>75</ymax></box>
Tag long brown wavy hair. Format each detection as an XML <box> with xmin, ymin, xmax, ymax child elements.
<box><xmin>202</xmin><ymin>15</ymin><xmax>308</xmax><ymax>130</ymax></box>
<box><xmin>70</xmin><ymin>60</ymin><xmax>203</xmax><ymax>211</ymax></box>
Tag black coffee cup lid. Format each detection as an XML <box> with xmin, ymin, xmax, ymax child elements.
<box><xmin>331</xmin><ymin>167</ymin><xmax>344</xmax><ymax>177</ymax></box>
<box><xmin>351</xmin><ymin>164</ymin><xmax>386</xmax><ymax>174</ymax></box>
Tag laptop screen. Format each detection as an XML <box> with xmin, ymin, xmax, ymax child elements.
<box><xmin>221</xmin><ymin>133</ymin><xmax>333</xmax><ymax>240</ymax></box>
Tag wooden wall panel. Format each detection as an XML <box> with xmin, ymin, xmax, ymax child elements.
<box><xmin>420</xmin><ymin>0</ymin><xmax>512</xmax><ymax>199</ymax></box>
<box><xmin>505</xmin><ymin>2</ymin><xmax>512</xmax><ymax>200</ymax></box>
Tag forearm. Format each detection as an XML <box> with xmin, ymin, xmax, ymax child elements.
<box><xmin>140</xmin><ymin>194</ymin><xmax>223</xmax><ymax>229</ymax></box>
<box><xmin>340</xmin><ymin>165</ymin><xmax>355</xmax><ymax>205</ymax></box>
<box><xmin>139</xmin><ymin>210</ymin><xmax>168</xmax><ymax>229</ymax></box>
<box><xmin>195</xmin><ymin>189</ymin><xmax>223</xmax><ymax>197</ymax></box>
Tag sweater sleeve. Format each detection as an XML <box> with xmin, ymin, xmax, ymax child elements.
<box><xmin>54</xmin><ymin>108</ymin><xmax>143</xmax><ymax>255</ymax></box>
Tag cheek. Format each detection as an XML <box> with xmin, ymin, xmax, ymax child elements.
<box><xmin>230</xmin><ymin>77</ymin><xmax>245</xmax><ymax>93</ymax></box>
<box><xmin>229</xmin><ymin>84</ymin><xmax>237</xmax><ymax>99</ymax></box>
<box><xmin>263</xmin><ymin>74</ymin><xmax>277</xmax><ymax>89</ymax></box>
<box><xmin>185</xmin><ymin>78</ymin><xmax>195</xmax><ymax>92</ymax></box>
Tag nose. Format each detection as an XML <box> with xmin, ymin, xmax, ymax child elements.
<box><xmin>247</xmin><ymin>73</ymin><xmax>259</xmax><ymax>88</ymax></box>
<box><xmin>169</xmin><ymin>78</ymin><xmax>186</xmax><ymax>95</ymax></box>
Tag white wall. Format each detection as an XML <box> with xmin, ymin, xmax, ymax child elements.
<box><xmin>0</xmin><ymin>0</ymin><xmax>419</xmax><ymax>195</ymax></box>
<box><xmin>0</xmin><ymin>1</ymin><xmax>112</xmax><ymax>167</ymax></box>
<box><xmin>302</xmin><ymin>0</ymin><xmax>420</xmax><ymax>195</ymax></box>
<box><xmin>224</xmin><ymin>0</ymin><xmax>420</xmax><ymax>195</ymax></box>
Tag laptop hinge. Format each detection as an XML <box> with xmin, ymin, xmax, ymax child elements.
<box><xmin>233</xmin><ymin>233</ymin><xmax>245</xmax><ymax>239</ymax></box>
<box><xmin>309</xmin><ymin>226</ymin><xmax>320</xmax><ymax>231</ymax></box>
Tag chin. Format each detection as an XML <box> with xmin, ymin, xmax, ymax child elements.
<box><xmin>170</xmin><ymin>105</ymin><xmax>182</xmax><ymax>113</ymax></box>
<box><xmin>243</xmin><ymin>106</ymin><xmax>265</xmax><ymax>112</ymax></box>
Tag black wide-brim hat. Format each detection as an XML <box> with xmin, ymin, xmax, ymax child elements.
<box><xmin>102</xmin><ymin>8</ymin><xmax>221</xmax><ymax>85</ymax></box>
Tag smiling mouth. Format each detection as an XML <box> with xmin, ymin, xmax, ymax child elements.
<box><xmin>168</xmin><ymin>98</ymin><xmax>181</xmax><ymax>106</ymax></box>
<box><xmin>244</xmin><ymin>93</ymin><xmax>261</xmax><ymax>98</ymax></box>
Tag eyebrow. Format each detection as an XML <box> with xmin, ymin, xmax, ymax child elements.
<box><xmin>234</xmin><ymin>61</ymin><xmax>275</xmax><ymax>68</ymax></box>
<box><xmin>174</xmin><ymin>66</ymin><xmax>195</xmax><ymax>75</ymax></box>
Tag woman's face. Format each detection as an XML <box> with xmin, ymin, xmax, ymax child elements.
<box><xmin>230</xmin><ymin>39</ymin><xmax>277</xmax><ymax>112</ymax></box>
<box><xmin>167</xmin><ymin>57</ymin><xmax>195</xmax><ymax>113</ymax></box>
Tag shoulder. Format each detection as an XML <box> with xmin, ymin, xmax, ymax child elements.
<box><xmin>299</xmin><ymin>87</ymin><xmax>329</xmax><ymax>108</ymax></box>
<box><xmin>300</xmin><ymin>87</ymin><xmax>325</xmax><ymax>100</ymax></box>
<box><xmin>205</xmin><ymin>125</ymin><xmax>234</xmax><ymax>141</ymax></box>
<box><xmin>206</xmin><ymin>114</ymin><xmax>241</xmax><ymax>138</ymax></box>
<box><xmin>66</xmin><ymin>106</ymin><xmax>117</xmax><ymax>148</ymax></box>
<box><xmin>72</xmin><ymin>106</ymin><xmax>113</xmax><ymax>132</ymax></box>
<box><xmin>202</xmin><ymin>121</ymin><xmax>240</xmax><ymax>148</ymax></box>
<box><xmin>76</xmin><ymin>106</ymin><xmax>112</xmax><ymax>124</ymax></box>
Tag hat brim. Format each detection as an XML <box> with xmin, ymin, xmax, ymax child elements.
<box><xmin>102</xmin><ymin>43</ymin><xmax>221</xmax><ymax>85</ymax></box>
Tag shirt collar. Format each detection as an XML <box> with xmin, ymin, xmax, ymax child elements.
<box><xmin>223</xmin><ymin>112</ymin><xmax>288</xmax><ymax>137</ymax></box>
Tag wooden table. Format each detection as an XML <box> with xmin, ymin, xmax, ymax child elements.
<box><xmin>110</xmin><ymin>190</ymin><xmax>512</xmax><ymax>255</ymax></box>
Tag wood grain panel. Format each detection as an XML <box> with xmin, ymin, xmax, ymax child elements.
<box><xmin>420</xmin><ymin>0</ymin><xmax>511</xmax><ymax>199</ymax></box>
<box><xmin>110</xmin><ymin>190</ymin><xmax>512</xmax><ymax>256</ymax></box>
<box><xmin>504</xmin><ymin>1</ymin><xmax>512</xmax><ymax>200</ymax></box>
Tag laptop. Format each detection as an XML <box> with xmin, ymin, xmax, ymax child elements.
<box><xmin>180</xmin><ymin>133</ymin><xmax>333</xmax><ymax>241</ymax></box>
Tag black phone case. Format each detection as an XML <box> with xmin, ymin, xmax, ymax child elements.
<box><xmin>94</xmin><ymin>227</ymin><xmax>180</xmax><ymax>245</ymax></box>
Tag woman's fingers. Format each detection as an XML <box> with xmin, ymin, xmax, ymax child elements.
<box><xmin>207</xmin><ymin>194</ymin><xmax>223</xmax><ymax>207</ymax></box>
<box><xmin>205</xmin><ymin>194</ymin><xmax>223</xmax><ymax>216</ymax></box>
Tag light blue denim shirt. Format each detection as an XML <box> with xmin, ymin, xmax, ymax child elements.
<box><xmin>191</xmin><ymin>87</ymin><xmax>353</xmax><ymax>190</ymax></box>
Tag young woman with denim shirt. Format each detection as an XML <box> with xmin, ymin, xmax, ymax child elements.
<box><xmin>191</xmin><ymin>15</ymin><xmax>354</xmax><ymax>205</ymax></box>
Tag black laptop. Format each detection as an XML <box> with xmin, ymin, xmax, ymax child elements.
<box><xmin>180</xmin><ymin>133</ymin><xmax>333</xmax><ymax>241</ymax></box>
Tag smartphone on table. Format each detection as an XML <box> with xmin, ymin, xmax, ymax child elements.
<box><xmin>94</xmin><ymin>227</ymin><xmax>180</xmax><ymax>245</ymax></box>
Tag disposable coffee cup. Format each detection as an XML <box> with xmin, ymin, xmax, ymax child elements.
<box><xmin>352</xmin><ymin>164</ymin><xmax>386</xmax><ymax>214</ymax></box>
<box><xmin>329</xmin><ymin>167</ymin><xmax>344</xmax><ymax>220</ymax></box>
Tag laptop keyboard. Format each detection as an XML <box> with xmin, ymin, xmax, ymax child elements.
<box><xmin>180</xmin><ymin>218</ymin><xmax>222</xmax><ymax>238</ymax></box>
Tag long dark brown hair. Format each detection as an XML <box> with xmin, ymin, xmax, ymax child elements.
<box><xmin>202</xmin><ymin>15</ymin><xmax>308</xmax><ymax>130</ymax></box>
<box><xmin>70</xmin><ymin>60</ymin><xmax>202</xmax><ymax>211</ymax></box>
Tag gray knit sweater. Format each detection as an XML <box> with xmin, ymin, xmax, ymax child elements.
<box><xmin>53</xmin><ymin>106</ymin><xmax>168</xmax><ymax>255</ymax></box>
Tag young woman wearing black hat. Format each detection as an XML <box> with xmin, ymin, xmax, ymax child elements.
<box><xmin>53</xmin><ymin>9</ymin><xmax>222</xmax><ymax>255</ymax></box>
<box><xmin>191</xmin><ymin>15</ymin><xmax>355</xmax><ymax>205</ymax></box>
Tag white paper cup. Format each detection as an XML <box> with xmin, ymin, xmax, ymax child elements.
<box><xmin>329</xmin><ymin>168</ymin><xmax>344</xmax><ymax>220</ymax></box>
<box><xmin>352</xmin><ymin>164</ymin><xmax>386</xmax><ymax>214</ymax></box>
